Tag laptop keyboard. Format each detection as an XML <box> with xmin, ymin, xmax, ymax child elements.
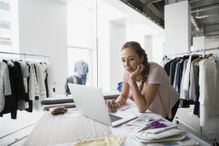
<box><xmin>109</xmin><ymin>114</ymin><xmax>122</xmax><ymax>122</ymax></box>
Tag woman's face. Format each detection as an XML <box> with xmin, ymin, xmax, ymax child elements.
<box><xmin>121</xmin><ymin>48</ymin><xmax>142</xmax><ymax>73</ymax></box>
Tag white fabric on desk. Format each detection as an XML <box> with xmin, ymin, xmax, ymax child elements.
<box><xmin>22</xmin><ymin>99</ymin><xmax>211</xmax><ymax>146</ymax></box>
<box><xmin>22</xmin><ymin>110</ymin><xmax>111</xmax><ymax>146</ymax></box>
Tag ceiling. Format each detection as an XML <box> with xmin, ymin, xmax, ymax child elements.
<box><xmin>120</xmin><ymin>0</ymin><xmax>219</xmax><ymax>38</ymax></box>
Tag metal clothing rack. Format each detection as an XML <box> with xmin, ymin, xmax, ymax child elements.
<box><xmin>166</xmin><ymin>47</ymin><xmax>219</xmax><ymax>57</ymax></box>
<box><xmin>193</xmin><ymin>47</ymin><xmax>219</xmax><ymax>53</ymax></box>
<box><xmin>0</xmin><ymin>51</ymin><xmax>50</xmax><ymax>59</ymax></box>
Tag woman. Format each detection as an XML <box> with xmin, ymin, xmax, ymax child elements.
<box><xmin>107</xmin><ymin>41</ymin><xmax>179</xmax><ymax>121</ymax></box>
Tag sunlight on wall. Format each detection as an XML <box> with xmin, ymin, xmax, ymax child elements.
<box><xmin>67</xmin><ymin>0</ymin><xmax>165</xmax><ymax>91</ymax></box>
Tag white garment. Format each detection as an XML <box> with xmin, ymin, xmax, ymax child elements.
<box><xmin>0</xmin><ymin>61</ymin><xmax>11</xmax><ymax>112</ymax></box>
<box><xmin>35</xmin><ymin>63</ymin><xmax>47</xmax><ymax>100</ymax></box>
<box><xmin>179</xmin><ymin>59</ymin><xmax>188</xmax><ymax>100</ymax></box>
<box><xmin>28</xmin><ymin>62</ymin><xmax>39</xmax><ymax>101</ymax></box>
<box><xmin>182</xmin><ymin>55</ymin><xmax>192</xmax><ymax>100</ymax></box>
<box><xmin>199</xmin><ymin>57</ymin><xmax>219</xmax><ymax>127</ymax></box>
<box><xmin>19</xmin><ymin>60</ymin><xmax>30</xmax><ymax>93</ymax></box>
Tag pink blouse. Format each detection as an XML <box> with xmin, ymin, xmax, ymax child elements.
<box><xmin>123</xmin><ymin>62</ymin><xmax>179</xmax><ymax>118</ymax></box>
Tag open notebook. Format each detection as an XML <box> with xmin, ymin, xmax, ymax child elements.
<box><xmin>68</xmin><ymin>83</ymin><xmax>137</xmax><ymax>127</ymax></box>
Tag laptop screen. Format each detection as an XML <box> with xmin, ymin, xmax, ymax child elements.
<box><xmin>68</xmin><ymin>83</ymin><xmax>137</xmax><ymax>127</ymax></box>
<box><xmin>68</xmin><ymin>83</ymin><xmax>112</xmax><ymax>126</ymax></box>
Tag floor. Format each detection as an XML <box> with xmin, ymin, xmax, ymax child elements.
<box><xmin>0</xmin><ymin>106</ymin><xmax>218</xmax><ymax>146</ymax></box>
<box><xmin>173</xmin><ymin>105</ymin><xmax>219</xmax><ymax>145</ymax></box>
<box><xmin>0</xmin><ymin>111</ymin><xmax>43</xmax><ymax>146</ymax></box>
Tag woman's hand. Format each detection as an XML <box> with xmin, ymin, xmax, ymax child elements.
<box><xmin>107</xmin><ymin>99</ymin><xmax>120</xmax><ymax>112</ymax></box>
<box><xmin>129</xmin><ymin>64</ymin><xmax>145</xmax><ymax>82</ymax></box>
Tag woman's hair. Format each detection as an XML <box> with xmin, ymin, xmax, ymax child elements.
<box><xmin>121</xmin><ymin>41</ymin><xmax>150</xmax><ymax>82</ymax></box>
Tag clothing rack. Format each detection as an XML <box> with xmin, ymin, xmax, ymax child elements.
<box><xmin>167</xmin><ymin>47</ymin><xmax>219</xmax><ymax>145</ymax></box>
<box><xmin>166</xmin><ymin>47</ymin><xmax>219</xmax><ymax>57</ymax></box>
<box><xmin>0</xmin><ymin>51</ymin><xmax>53</xmax><ymax>117</ymax></box>
<box><xmin>193</xmin><ymin>47</ymin><xmax>219</xmax><ymax>53</ymax></box>
<box><xmin>0</xmin><ymin>51</ymin><xmax>50</xmax><ymax>58</ymax></box>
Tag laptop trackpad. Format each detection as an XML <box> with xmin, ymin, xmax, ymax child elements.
<box><xmin>110</xmin><ymin>112</ymin><xmax>137</xmax><ymax>127</ymax></box>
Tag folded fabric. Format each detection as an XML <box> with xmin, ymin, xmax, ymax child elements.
<box><xmin>73</xmin><ymin>135</ymin><xmax>125</xmax><ymax>146</ymax></box>
<box><xmin>41</xmin><ymin>97</ymin><xmax>74</xmax><ymax>105</ymax></box>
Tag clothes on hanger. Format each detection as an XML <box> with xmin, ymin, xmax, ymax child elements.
<box><xmin>162</xmin><ymin>48</ymin><xmax>219</xmax><ymax>128</ymax></box>
<box><xmin>0</xmin><ymin>57</ymin><xmax>55</xmax><ymax>119</ymax></box>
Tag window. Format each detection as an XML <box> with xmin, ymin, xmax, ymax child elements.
<box><xmin>67</xmin><ymin>0</ymin><xmax>97</xmax><ymax>86</ymax></box>
<box><xmin>0</xmin><ymin>0</ymin><xmax>11</xmax><ymax>50</ymax></box>
<box><xmin>0</xmin><ymin>0</ymin><xmax>18</xmax><ymax>52</ymax></box>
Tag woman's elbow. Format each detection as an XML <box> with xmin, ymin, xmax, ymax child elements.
<box><xmin>138</xmin><ymin>110</ymin><xmax>145</xmax><ymax>113</ymax></box>
<box><xmin>137</xmin><ymin>107</ymin><xmax>147</xmax><ymax>113</ymax></box>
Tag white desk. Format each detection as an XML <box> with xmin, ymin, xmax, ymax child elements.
<box><xmin>22</xmin><ymin>104</ymin><xmax>211</xmax><ymax>146</ymax></box>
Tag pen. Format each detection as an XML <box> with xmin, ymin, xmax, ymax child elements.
<box><xmin>146</xmin><ymin>125</ymin><xmax>178</xmax><ymax>134</ymax></box>
<box><xmin>137</xmin><ymin>118</ymin><xmax>162</xmax><ymax>133</ymax></box>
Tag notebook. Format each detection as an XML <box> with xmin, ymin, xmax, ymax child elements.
<box><xmin>68</xmin><ymin>83</ymin><xmax>137</xmax><ymax>127</ymax></box>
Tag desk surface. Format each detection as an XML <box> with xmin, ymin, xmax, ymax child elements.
<box><xmin>22</xmin><ymin>103</ymin><xmax>211</xmax><ymax>146</ymax></box>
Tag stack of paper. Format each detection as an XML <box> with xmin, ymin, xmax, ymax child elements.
<box><xmin>125</xmin><ymin>114</ymin><xmax>163</xmax><ymax>132</ymax></box>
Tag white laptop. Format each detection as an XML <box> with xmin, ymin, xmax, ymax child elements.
<box><xmin>68</xmin><ymin>83</ymin><xmax>137</xmax><ymax>127</ymax></box>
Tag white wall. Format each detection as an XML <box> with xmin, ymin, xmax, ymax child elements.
<box><xmin>11</xmin><ymin>0</ymin><xmax>19</xmax><ymax>53</ymax></box>
<box><xmin>144</xmin><ymin>35</ymin><xmax>152</xmax><ymax>61</ymax></box>
<box><xmin>98</xmin><ymin>0</ymin><xmax>164</xmax><ymax>92</ymax></box>
<box><xmin>19</xmin><ymin>0</ymin><xmax>67</xmax><ymax>94</ymax></box>
<box><xmin>205</xmin><ymin>37</ymin><xmax>219</xmax><ymax>49</ymax></box>
<box><xmin>192</xmin><ymin>36</ymin><xmax>205</xmax><ymax>51</ymax></box>
<box><xmin>152</xmin><ymin>34</ymin><xmax>165</xmax><ymax>64</ymax></box>
<box><xmin>165</xmin><ymin>1</ymin><xmax>190</xmax><ymax>55</ymax></box>
<box><xmin>98</xmin><ymin>20</ymin><xmax>110</xmax><ymax>91</ymax></box>
<box><xmin>109</xmin><ymin>21</ymin><xmax>126</xmax><ymax>91</ymax></box>
<box><xmin>18</xmin><ymin>0</ymin><xmax>165</xmax><ymax>93</ymax></box>
<box><xmin>192</xmin><ymin>36</ymin><xmax>219</xmax><ymax>51</ymax></box>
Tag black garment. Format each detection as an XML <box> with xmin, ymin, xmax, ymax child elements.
<box><xmin>13</xmin><ymin>61</ymin><xmax>27</xmax><ymax>101</ymax></box>
<box><xmin>193</xmin><ymin>97</ymin><xmax>200</xmax><ymax>117</ymax></box>
<box><xmin>164</xmin><ymin>59</ymin><xmax>173</xmax><ymax>76</ymax></box>
<box><xmin>45</xmin><ymin>71</ymin><xmax>49</xmax><ymax>98</ymax></box>
<box><xmin>179</xmin><ymin>99</ymin><xmax>190</xmax><ymax>108</ymax></box>
<box><xmin>192</xmin><ymin>61</ymin><xmax>200</xmax><ymax>117</ymax></box>
<box><xmin>25</xmin><ymin>63</ymin><xmax>33</xmax><ymax>112</ymax></box>
<box><xmin>176</xmin><ymin>58</ymin><xmax>186</xmax><ymax>93</ymax></box>
<box><xmin>169</xmin><ymin>58</ymin><xmax>180</xmax><ymax>85</ymax></box>
<box><xmin>166</xmin><ymin>100</ymin><xmax>180</xmax><ymax>122</ymax></box>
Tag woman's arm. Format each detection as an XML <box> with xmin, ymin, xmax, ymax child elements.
<box><xmin>107</xmin><ymin>82</ymin><xmax>129</xmax><ymax>112</ymax></box>
<box><xmin>116</xmin><ymin>82</ymin><xmax>129</xmax><ymax>105</ymax></box>
<box><xmin>129</xmin><ymin>79</ymin><xmax>159</xmax><ymax>113</ymax></box>
<box><xmin>128</xmin><ymin>65</ymin><xmax>160</xmax><ymax>113</ymax></box>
